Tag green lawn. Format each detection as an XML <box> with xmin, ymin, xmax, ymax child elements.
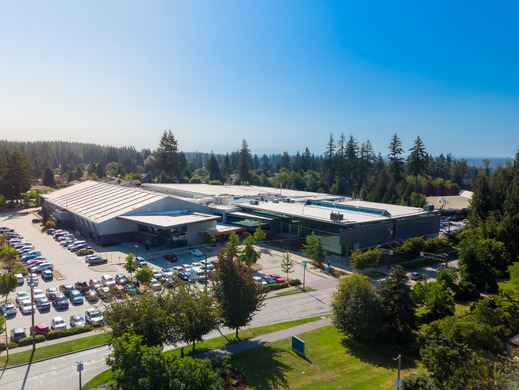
<box><xmin>83</xmin><ymin>315</ymin><xmax>327</xmax><ymax>389</ymax></box>
<box><xmin>275</xmin><ymin>287</ymin><xmax>315</xmax><ymax>297</ymax></box>
<box><xmin>0</xmin><ymin>332</ymin><xmax>110</xmax><ymax>367</ymax></box>
<box><xmin>232</xmin><ymin>325</ymin><xmax>417</xmax><ymax>390</ymax></box>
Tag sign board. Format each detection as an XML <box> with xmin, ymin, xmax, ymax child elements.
<box><xmin>76</xmin><ymin>362</ymin><xmax>84</xmax><ymax>372</ymax></box>
<box><xmin>301</xmin><ymin>260</ymin><xmax>307</xmax><ymax>269</ymax></box>
<box><xmin>292</xmin><ymin>336</ymin><xmax>305</xmax><ymax>357</ymax></box>
<box><xmin>323</xmin><ymin>264</ymin><xmax>330</xmax><ymax>274</ymax></box>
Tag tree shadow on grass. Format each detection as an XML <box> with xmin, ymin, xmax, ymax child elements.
<box><xmin>231</xmin><ymin>345</ymin><xmax>291</xmax><ymax>390</ymax></box>
<box><xmin>341</xmin><ymin>338</ymin><xmax>417</xmax><ymax>370</ymax></box>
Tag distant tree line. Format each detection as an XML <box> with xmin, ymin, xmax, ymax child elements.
<box><xmin>0</xmin><ymin>131</ymin><xmax>485</xmax><ymax>207</ymax></box>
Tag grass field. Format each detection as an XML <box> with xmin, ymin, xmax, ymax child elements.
<box><xmin>232</xmin><ymin>325</ymin><xmax>417</xmax><ymax>390</ymax></box>
<box><xmin>0</xmin><ymin>332</ymin><xmax>110</xmax><ymax>367</ymax></box>
<box><xmin>83</xmin><ymin>315</ymin><xmax>327</xmax><ymax>389</ymax></box>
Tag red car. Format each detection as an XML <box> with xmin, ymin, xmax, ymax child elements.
<box><xmin>32</xmin><ymin>323</ymin><xmax>50</xmax><ymax>335</ymax></box>
<box><xmin>163</xmin><ymin>254</ymin><xmax>178</xmax><ymax>262</ymax></box>
<box><xmin>267</xmin><ymin>274</ymin><xmax>286</xmax><ymax>283</ymax></box>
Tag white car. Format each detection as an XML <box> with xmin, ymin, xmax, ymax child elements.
<box><xmin>19</xmin><ymin>299</ymin><xmax>34</xmax><ymax>315</ymax></box>
<box><xmin>85</xmin><ymin>308</ymin><xmax>104</xmax><ymax>326</ymax></box>
<box><xmin>149</xmin><ymin>278</ymin><xmax>162</xmax><ymax>291</ymax></box>
<box><xmin>101</xmin><ymin>275</ymin><xmax>116</xmax><ymax>288</ymax></box>
<box><xmin>189</xmin><ymin>248</ymin><xmax>203</xmax><ymax>257</ymax></box>
<box><xmin>51</xmin><ymin>316</ymin><xmax>67</xmax><ymax>330</ymax></box>
<box><xmin>15</xmin><ymin>291</ymin><xmax>29</xmax><ymax>305</ymax></box>
<box><xmin>32</xmin><ymin>288</ymin><xmax>45</xmax><ymax>300</ymax></box>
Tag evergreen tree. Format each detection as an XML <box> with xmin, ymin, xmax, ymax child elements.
<box><xmin>238</xmin><ymin>139</ymin><xmax>251</xmax><ymax>183</ymax></box>
<box><xmin>407</xmin><ymin>136</ymin><xmax>428</xmax><ymax>190</ymax></box>
<box><xmin>470</xmin><ymin>174</ymin><xmax>493</xmax><ymax>222</ymax></box>
<box><xmin>379</xmin><ymin>266</ymin><xmax>417</xmax><ymax>343</ymax></box>
<box><xmin>504</xmin><ymin>150</ymin><xmax>519</xmax><ymax>216</ymax></box>
<box><xmin>213</xmin><ymin>245</ymin><xmax>265</xmax><ymax>338</ymax></box>
<box><xmin>388</xmin><ymin>133</ymin><xmax>404</xmax><ymax>182</ymax></box>
<box><xmin>153</xmin><ymin>130</ymin><xmax>181</xmax><ymax>181</ymax></box>
<box><xmin>206</xmin><ymin>153</ymin><xmax>222</xmax><ymax>182</ymax></box>
<box><xmin>42</xmin><ymin>167</ymin><xmax>56</xmax><ymax>187</ymax></box>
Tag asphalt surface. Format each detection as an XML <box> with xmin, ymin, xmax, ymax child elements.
<box><xmin>0</xmin><ymin>287</ymin><xmax>335</xmax><ymax>390</ymax></box>
<box><xmin>0</xmin><ymin>211</ymin><xmax>336</xmax><ymax>333</ymax></box>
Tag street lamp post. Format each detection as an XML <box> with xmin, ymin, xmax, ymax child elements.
<box><xmin>302</xmin><ymin>260</ymin><xmax>307</xmax><ymax>292</ymax></box>
<box><xmin>393</xmin><ymin>354</ymin><xmax>402</xmax><ymax>389</ymax></box>
<box><xmin>29</xmin><ymin>272</ymin><xmax>36</xmax><ymax>351</ymax></box>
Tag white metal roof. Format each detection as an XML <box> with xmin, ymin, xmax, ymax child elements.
<box><xmin>117</xmin><ymin>213</ymin><xmax>219</xmax><ymax>228</ymax></box>
<box><xmin>142</xmin><ymin>183</ymin><xmax>340</xmax><ymax>201</ymax></box>
<box><xmin>42</xmin><ymin>181</ymin><xmax>167</xmax><ymax>224</ymax></box>
<box><xmin>238</xmin><ymin>199</ymin><xmax>430</xmax><ymax>225</ymax></box>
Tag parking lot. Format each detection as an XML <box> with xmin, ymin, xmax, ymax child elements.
<box><xmin>1</xmin><ymin>211</ymin><xmax>336</xmax><ymax>337</ymax></box>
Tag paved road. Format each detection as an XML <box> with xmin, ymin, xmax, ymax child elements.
<box><xmin>0</xmin><ymin>287</ymin><xmax>334</xmax><ymax>390</ymax></box>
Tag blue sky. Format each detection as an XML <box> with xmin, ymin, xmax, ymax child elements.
<box><xmin>1</xmin><ymin>1</ymin><xmax>518</xmax><ymax>157</ymax></box>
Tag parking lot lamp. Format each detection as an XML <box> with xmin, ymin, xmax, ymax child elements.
<box><xmin>393</xmin><ymin>354</ymin><xmax>402</xmax><ymax>388</ymax></box>
<box><xmin>28</xmin><ymin>272</ymin><xmax>36</xmax><ymax>351</ymax></box>
<box><xmin>134</xmin><ymin>244</ymin><xmax>139</xmax><ymax>258</ymax></box>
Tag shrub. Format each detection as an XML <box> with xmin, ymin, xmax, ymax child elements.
<box><xmin>17</xmin><ymin>335</ymin><xmax>46</xmax><ymax>346</ymax></box>
<box><xmin>0</xmin><ymin>342</ymin><xmax>19</xmax><ymax>351</ymax></box>
<box><xmin>262</xmin><ymin>279</ymin><xmax>301</xmax><ymax>292</ymax></box>
<box><xmin>288</xmin><ymin>279</ymin><xmax>301</xmax><ymax>286</ymax></box>
<box><xmin>402</xmin><ymin>372</ymin><xmax>439</xmax><ymax>390</ymax></box>
<box><xmin>11</xmin><ymin>262</ymin><xmax>27</xmax><ymax>275</ymax></box>
<box><xmin>349</xmin><ymin>248</ymin><xmax>382</xmax><ymax>269</ymax></box>
<box><xmin>46</xmin><ymin>326</ymin><xmax>93</xmax><ymax>340</ymax></box>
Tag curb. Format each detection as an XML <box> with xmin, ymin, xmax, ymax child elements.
<box><xmin>1</xmin><ymin>343</ymin><xmax>108</xmax><ymax>371</ymax></box>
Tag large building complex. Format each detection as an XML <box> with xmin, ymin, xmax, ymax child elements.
<box><xmin>41</xmin><ymin>181</ymin><xmax>440</xmax><ymax>255</ymax></box>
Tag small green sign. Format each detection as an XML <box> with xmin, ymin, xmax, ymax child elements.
<box><xmin>302</xmin><ymin>260</ymin><xmax>307</xmax><ymax>269</ymax></box>
<box><xmin>292</xmin><ymin>336</ymin><xmax>305</xmax><ymax>357</ymax></box>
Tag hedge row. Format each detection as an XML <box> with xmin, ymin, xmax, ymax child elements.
<box><xmin>0</xmin><ymin>326</ymin><xmax>94</xmax><ymax>350</ymax></box>
<box><xmin>46</xmin><ymin>325</ymin><xmax>93</xmax><ymax>340</ymax></box>
<box><xmin>263</xmin><ymin>279</ymin><xmax>301</xmax><ymax>292</ymax></box>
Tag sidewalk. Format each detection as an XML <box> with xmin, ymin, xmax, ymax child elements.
<box><xmin>202</xmin><ymin>317</ymin><xmax>332</xmax><ymax>358</ymax></box>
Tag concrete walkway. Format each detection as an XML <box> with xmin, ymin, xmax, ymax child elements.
<box><xmin>203</xmin><ymin>317</ymin><xmax>332</xmax><ymax>358</ymax></box>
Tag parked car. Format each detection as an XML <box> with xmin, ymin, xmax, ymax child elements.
<box><xmin>89</xmin><ymin>279</ymin><xmax>102</xmax><ymax>289</ymax></box>
<box><xmin>177</xmin><ymin>270</ymin><xmax>190</xmax><ymax>281</ymax></box>
<box><xmin>15</xmin><ymin>273</ymin><xmax>24</xmax><ymax>285</ymax></box>
<box><xmin>70</xmin><ymin>315</ymin><xmax>86</xmax><ymax>327</ymax></box>
<box><xmin>136</xmin><ymin>256</ymin><xmax>148</xmax><ymax>267</ymax></box>
<box><xmin>27</xmin><ymin>274</ymin><xmax>39</xmax><ymax>286</ymax></box>
<box><xmin>52</xmin><ymin>292</ymin><xmax>69</xmax><ymax>310</ymax></box>
<box><xmin>19</xmin><ymin>299</ymin><xmax>34</xmax><ymax>315</ymax></box>
<box><xmin>1</xmin><ymin>303</ymin><xmax>17</xmax><ymax>316</ymax></box>
<box><xmin>163</xmin><ymin>253</ymin><xmax>178</xmax><ymax>262</ymax></box>
<box><xmin>76</xmin><ymin>247</ymin><xmax>94</xmax><ymax>256</ymax></box>
<box><xmin>125</xmin><ymin>283</ymin><xmax>141</xmax><ymax>295</ymax></box>
<box><xmin>266</xmin><ymin>274</ymin><xmax>286</xmax><ymax>283</ymax></box>
<box><xmin>69</xmin><ymin>289</ymin><xmax>84</xmax><ymax>305</ymax></box>
<box><xmin>74</xmin><ymin>281</ymin><xmax>90</xmax><ymax>294</ymax></box>
<box><xmin>85</xmin><ymin>255</ymin><xmax>107</xmax><ymax>265</ymax></box>
<box><xmin>115</xmin><ymin>274</ymin><xmax>128</xmax><ymax>286</ymax></box>
<box><xmin>10</xmin><ymin>328</ymin><xmax>27</xmax><ymax>343</ymax></box>
<box><xmin>84</xmin><ymin>289</ymin><xmax>99</xmax><ymax>302</ymax></box>
<box><xmin>45</xmin><ymin>228</ymin><xmax>55</xmax><ymax>235</ymax></box>
<box><xmin>407</xmin><ymin>272</ymin><xmax>422</xmax><ymax>281</ymax></box>
<box><xmin>253</xmin><ymin>276</ymin><xmax>267</xmax><ymax>286</ymax></box>
<box><xmin>189</xmin><ymin>248</ymin><xmax>203</xmax><ymax>257</ymax></box>
<box><xmin>31</xmin><ymin>262</ymin><xmax>54</xmax><ymax>273</ymax></box>
<box><xmin>32</xmin><ymin>323</ymin><xmax>50</xmax><ymax>335</ymax></box>
<box><xmin>149</xmin><ymin>278</ymin><xmax>162</xmax><ymax>291</ymax></box>
<box><xmin>261</xmin><ymin>275</ymin><xmax>277</xmax><ymax>284</ymax></box>
<box><xmin>32</xmin><ymin>288</ymin><xmax>45</xmax><ymax>300</ymax></box>
<box><xmin>15</xmin><ymin>291</ymin><xmax>29</xmax><ymax>306</ymax></box>
<box><xmin>101</xmin><ymin>275</ymin><xmax>116</xmax><ymax>288</ymax></box>
<box><xmin>59</xmin><ymin>284</ymin><xmax>75</xmax><ymax>298</ymax></box>
<box><xmin>36</xmin><ymin>297</ymin><xmax>51</xmax><ymax>312</ymax></box>
<box><xmin>85</xmin><ymin>308</ymin><xmax>105</xmax><ymax>326</ymax></box>
<box><xmin>95</xmin><ymin>286</ymin><xmax>109</xmax><ymax>300</ymax></box>
<box><xmin>152</xmin><ymin>270</ymin><xmax>162</xmax><ymax>280</ymax></box>
<box><xmin>51</xmin><ymin>316</ymin><xmax>67</xmax><ymax>330</ymax></box>
<box><xmin>41</xmin><ymin>269</ymin><xmax>54</xmax><ymax>281</ymax></box>
<box><xmin>161</xmin><ymin>268</ymin><xmax>174</xmax><ymax>279</ymax></box>
<box><xmin>46</xmin><ymin>287</ymin><xmax>59</xmax><ymax>300</ymax></box>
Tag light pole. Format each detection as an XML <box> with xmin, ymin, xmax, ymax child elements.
<box><xmin>134</xmin><ymin>244</ymin><xmax>139</xmax><ymax>259</ymax></box>
<box><xmin>302</xmin><ymin>260</ymin><xmax>307</xmax><ymax>292</ymax></box>
<box><xmin>28</xmin><ymin>272</ymin><xmax>36</xmax><ymax>351</ymax></box>
<box><xmin>393</xmin><ymin>354</ymin><xmax>402</xmax><ymax>389</ymax></box>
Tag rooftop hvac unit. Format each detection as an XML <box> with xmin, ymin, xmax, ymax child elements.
<box><xmin>250</xmin><ymin>199</ymin><xmax>259</xmax><ymax>205</ymax></box>
<box><xmin>330</xmin><ymin>212</ymin><xmax>344</xmax><ymax>221</ymax></box>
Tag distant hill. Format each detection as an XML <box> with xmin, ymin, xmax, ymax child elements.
<box><xmin>461</xmin><ymin>157</ymin><xmax>513</xmax><ymax>168</ymax></box>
